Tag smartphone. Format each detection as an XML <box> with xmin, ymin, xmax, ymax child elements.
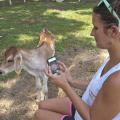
<box><xmin>47</xmin><ymin>56</ymin><xmax>60</xmax><ymax>74</ymax></box>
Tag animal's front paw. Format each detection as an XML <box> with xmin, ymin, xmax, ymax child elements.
<box><xmin>35</xmin><ymin>98</ymin><xmax>41</xmax><ymax>105</ymax></box>
<box><xmin>35</xmin><ymin>96</ymin><xmax>44</xmax><ymax>104</ymax></box>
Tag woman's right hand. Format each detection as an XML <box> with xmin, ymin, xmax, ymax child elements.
<box><xmin>58</xmin><ymin>61</ymin><xmax>73</xmax><ymax>83</ymax></box>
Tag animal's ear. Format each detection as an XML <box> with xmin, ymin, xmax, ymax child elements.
<box><xmin>43</xmin><ymin>28</ymin><xmax>48</xmax><ymax>33</ymax></box>
<box><xmin>5</xmin><ymin>46</ymin><xmax>17</xmax><ymax>62</ymax></box>
<box><xmin>6</xmin><ymin>54</ymin><xmax>14</xmax><ymax>62</ymax></box>
<box><xmin>14</xmin><ymin>54</ymin><xmax>22</xmax><ymax>75</ymax></box>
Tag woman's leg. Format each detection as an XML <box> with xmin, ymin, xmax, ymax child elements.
<box><xmin>33</xmin><ymin>109</ymin><xmax>63</xmax><ymax>120</ymax></box>
<box><xmin>38</xmin><ymin>97</ymin><xmax>72</xmax><ymax>115</ymax></box>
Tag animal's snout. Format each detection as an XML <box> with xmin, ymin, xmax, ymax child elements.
<box><xmin>0</xmin><ymin>70</ymin><xmax>3</xmax><ymax>75</ymax></box>
<box><xmin>0</xmin><ymin>70</ymin><xmax>4</xmax><ymax>75</ymax></box>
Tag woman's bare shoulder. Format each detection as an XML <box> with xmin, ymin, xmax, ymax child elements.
<box><xmin>106</xmin><ymin>70</ymin><xmax>120</xmax><ymax>87</ymax></box>
<box><xmin>103</xmin><ymin>70</ymin><xmax>120</xmax><ymax>101</ymax></box>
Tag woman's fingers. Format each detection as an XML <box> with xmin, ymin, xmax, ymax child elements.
<box><xmin>45</xmin><ymin>69</ymin><xmax>48</xmax><ymax>75</ymax></box>
<box><xmin>59</xmin><ymin>65</ymin><xmax>65</xmax><ymax>72</ymax></box>
<box><xmin>58</xmin><ymin>61</ymin><xmax>66</xmax><ymax>67</ymax></box>
<box><xmin>48</xmin><ymin>66</ymin><xmax>52</xmax><ymax>74</ymax></box>
<box><xmin>45</xmin><ymin>67</ymin><xmax>52</xmax><ymax>77</ymax></box>
<box><xmin>58</xmin><ymin>61</ymin><xmax>68</xmax><ymax>71</ymax></box>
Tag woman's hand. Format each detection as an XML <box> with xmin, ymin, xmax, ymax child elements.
<box><xmin>45</xmin><ymin>61</ymin><xmax>73</xmax><ymax>89</ymax></box>
<box><xmin>58</xmin><ymin>61</ymin><xmax>73</xmax><ymax>83</ymax></box>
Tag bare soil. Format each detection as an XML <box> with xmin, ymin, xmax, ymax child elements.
<box><xmin>0</xmin><ymin>47</ymin><xmax>107</xmax><ymax>120</ymax></box>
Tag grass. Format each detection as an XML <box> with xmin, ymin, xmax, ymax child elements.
<box><xmin>0</xmin><ymin>1</ymin><xmax>98</xmax><ymax>82</ymax></box>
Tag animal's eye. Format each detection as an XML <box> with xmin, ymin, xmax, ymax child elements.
<box><xmin>7</xmin><ymin>60</ymin><xmax>13</xmax><ymax>62</ymax></box>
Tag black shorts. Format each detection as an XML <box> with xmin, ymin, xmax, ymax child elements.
<box><xmin>62</xmin><ymin>104</ymin><xmax>76</xmax><ymax>120</ymax></box>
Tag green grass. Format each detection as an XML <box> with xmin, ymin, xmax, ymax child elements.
<box><xmin>0</xmin><ymin>1</ymin><xmax>98</xmax><ymax>82</ymax></box>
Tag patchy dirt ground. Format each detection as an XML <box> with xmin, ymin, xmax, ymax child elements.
<box><xmin>0</xmin><ymin>47</ymin><xmax>107</xmax><ymax>120</ymax></box>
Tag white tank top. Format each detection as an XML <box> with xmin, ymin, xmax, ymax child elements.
<box><xmin>74</xmin><ymin>58</ymin><xmax>120</xmax><ymax>120</ymax></box>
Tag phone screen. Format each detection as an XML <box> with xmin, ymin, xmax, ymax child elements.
<box><xmin>47</xmin><ymin>57</ymin><xmax>60</xmax><ymax>74</ymax></box>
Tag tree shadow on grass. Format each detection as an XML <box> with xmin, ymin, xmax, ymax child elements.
<box><xmin>0</xmin><ymin>1</ymin><xmax>91</xmax><ymax>51</ymax></box>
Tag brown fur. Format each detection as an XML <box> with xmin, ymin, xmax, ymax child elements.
<box><xmin>5</xmin><ymin>46</ymin><xmax>18</xmax><ymax>62</ymax></box>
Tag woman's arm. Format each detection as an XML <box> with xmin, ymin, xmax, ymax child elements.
<box><xmin>68</xmin><ymin>79</ymin><xmax>89</xmax><ymax>90</ymax></box>
<box><xmin>58</xmin><ymin>61</ymin><xmax>89</xmax><ymax>89</ymax></box>
<box><xmin>64</xmin><ymin>83</ymin><xmax>90</xmax><ymax>120</ymax></box>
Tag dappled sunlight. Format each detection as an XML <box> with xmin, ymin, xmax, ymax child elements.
<box><xmin>0</xmin><ymin>98</ymin><xmax>14</xmax><ymax>113</ymax></box>
<box><xmin>0</xmin><ymin>17</ymin><xmax>5</xmax><ymax>20</ymax></box>
<box><xmin>56</xmin><ymin>34</ymin><xmax>64</xmax><ymax>40</ymax></box>
<box><xmin>17</xmin><ymin>34</ymin><xmax>34</xmax><ymax>43</ymax></box>
<box><xmin>67</xmin><ymin>49</ymin><xmax>108</xmax><ymax>81</ymax></box>
<box><xmin>9</xmin><ymin>27</ymin><xmax>15</xmax><ymax>30</ymax></box>
<box><xmin>0</xmin><ymin>1</ymin><xmax>93</xmax><ymax>52</ymax></box>
<box><xmin>4</xmin><ymin>78</ymin><xmax>17</xmax><ymax>89</ymax></box>
<box><xmin>0</xmin><ymin>73</ymin><xmax>37</xmax><ymax>119</ymax></box>
<box><xmin>0</xmin><ymin>77</ymin><xmax>18</xmax><ymax>90</ymax></box>
<box><xmin>0</xmin><ymin>27</ymin><xmax>15</xmax><ymax>33</ymax></box>
<box><xmin>5</xmin><ymin>10</ymin><xmax>18</xmax><ymax>14</ymax></box>
<box><xmin>26</xmin><ymin>101</ymin><xmax>37</xmax><ymax>117</ymax></box>
<box><xmin>0</xmin><ymin>81</ymin><xmax>5</xmax><ymax>90</ymax></box>
<box><xmin>4</xmin><ymin>8</ymin><xmax>32</xmax><ymax>17</ymax></box>
<box><xmin>44</xmin><ymin>8</ymin><xmax>92</xmax><ymax>22</ymax></box>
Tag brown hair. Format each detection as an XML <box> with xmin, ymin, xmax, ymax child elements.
<box><xmin>93</xmin><ymin>0</ymin><xmax>120</xmax><ymax>28</ymax></box>
<box><xmin>5</xmin><ymin>46</ymin><xmax>18</xmax><ymax>62</ymax></box>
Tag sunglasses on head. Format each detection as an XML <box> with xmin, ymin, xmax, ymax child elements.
<box><xmin>98</xmin><ymin>0</ymin><xmax>120</xmax><ymax>32</ymax></box>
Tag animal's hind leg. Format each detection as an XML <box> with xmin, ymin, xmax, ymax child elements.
<box><xmin>41</xmin><ymin>73</ymin><xmax>48</xmax><ymax>100</ymax></box>
<box><xmin>35</xmin><ymin>76</ymin><xmax>42</xmax><ymax>102</ymax></box>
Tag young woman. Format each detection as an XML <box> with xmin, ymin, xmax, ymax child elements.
<box><xmin>33</xmin><ymin>0</ymin><xmax>120</xmax><ymax>119</ymax></box>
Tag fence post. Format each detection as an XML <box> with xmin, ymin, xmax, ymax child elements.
<box><xmin>9</xmin><ymin>0</ymin><xmax>26</xmax><ymax>6</ymax></box>
<box><xmin>9</xmin><ymin>0</ymin><xmax>12</xmax><ymax>5</ymax></box>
